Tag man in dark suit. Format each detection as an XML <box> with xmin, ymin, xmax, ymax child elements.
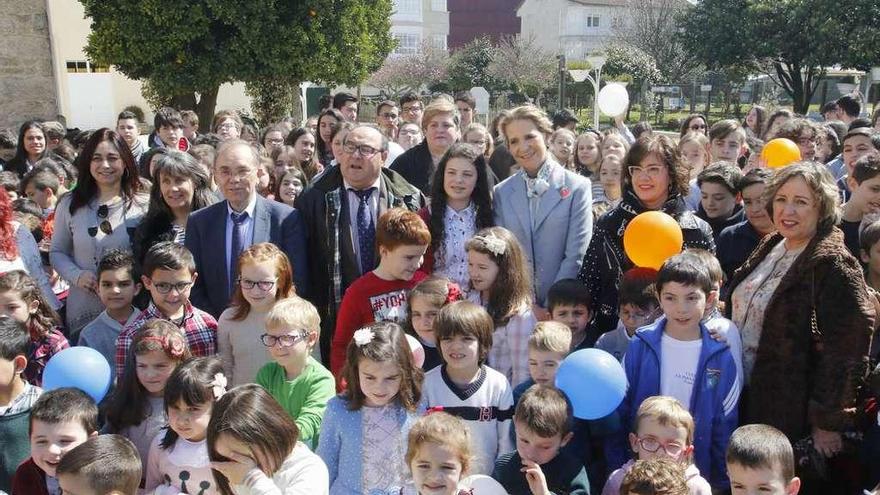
<box><xmin>185</xmin><ymin>139</ymin><xmax>308</xmax><ymax>317</ymax></box>
<box><xmin>296</xmin><ymin>126</ymin><xmax>426</xmax><ymax>363</ymax></box>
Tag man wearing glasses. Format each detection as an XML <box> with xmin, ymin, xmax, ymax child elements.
<box><xmin>375</xmin><ymin>100</ymin><xmax>405</xmax><ymax>165</ymax></box>
<box><xmin>399</xmin><ymin>92</ymin><xmax>424</xmax><ymax>127</ymax></box>
<box><xmin>185</xmin><ymin>139</ymin><xmax>309</xmax><ymax>317</ymax></box>
<box><xmin>296</xmin><ymin>126</ymin><xmax>426</xmax><ymax>364</ymax></box>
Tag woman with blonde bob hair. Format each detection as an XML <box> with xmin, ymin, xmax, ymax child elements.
<box><xmin>493</xmin><ymin>105</ymin><xmax>594</xmax><ymax>314</ymax></box>
<box><xmin>724</xmin><ymin>162</ymin><xmax>872</xmax><ymax>490</ymax></box>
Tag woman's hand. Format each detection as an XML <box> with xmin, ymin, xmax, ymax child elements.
<box><xmin>532</xmin><ymin>305</ymin><xmax>551</xmax><ymax>322</ymax></box>
<box><xmin>76</xmin><ymin>271</ymin><xmax>98</xmax><ymax>293</ymax></box>
<box><xmin>812</xmin><ymin>427</ymin><xmax>843</xmax><ymax>457</ymax></box>
<box><xmin>211</xmin><ymin>451</ymin><xmax>258</xmax><ymax>486</ymax></box>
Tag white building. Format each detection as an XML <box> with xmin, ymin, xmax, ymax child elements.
<box><xmin>517</xmin><ymin>0</ymin><xmax>630</xmax><ymax>61</ymax></box>
<box><xmin>391</xmin><ymin>0</ymin><xmax>450</xmax><ymax>54</ymax></box>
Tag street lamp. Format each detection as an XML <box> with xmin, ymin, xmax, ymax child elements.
<box><xmin>570</xmin><ymin>54</ymin><xmax>606</xmax><ymax>130</ymax></box>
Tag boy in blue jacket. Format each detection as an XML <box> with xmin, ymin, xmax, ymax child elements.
<box><xmin>607</xmin><ymin>251</ymin><xmax>740</xmax><ymax>490</ymax></box>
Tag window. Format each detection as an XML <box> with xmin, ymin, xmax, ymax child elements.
<box><xmin>394</xmin><ymin>0</ymin><xmax>420</xmax><ymax>15</ymax></box>
<box><xmin>431</xmin><ymin>34</ymin><xmax>446</xmax><ymax>50</ymax></box>
<box><xmin>394</xmin><ymin>34</ymin><xmax>420</xmax><ymax>55</ymax></box>
<box><xmin>586</xmin><ymin>16</ymin><xmax>600</xmax><ymax>28</ymax></box>
<box><xmin>431</xmin><ymin>0</ymin><xmax>446</xmax><ymax>11</ymax></box>
<box><xmin>66</xmin><ymin>61</ymin><xmax>110</xmax><ymax>73</ymax></box>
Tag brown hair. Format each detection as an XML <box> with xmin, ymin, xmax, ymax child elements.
<box><xmin>406</xmin><ymin>276</ymin><xmax>462</xmax><ymax>335</ymax></box>
<box><xmin>618</xmin><ymin>268</ymin><xmax>659</xmax><ymax>309</ymax></box>
<box><xmin>726</xmin><ymin>423</ymin><xmax>795</xmax><ymax>483</ymax></box>
<box><xmin>633</xmin><ymin>396</ymin><xmax>695</xmax><ymax>445</ymax></box>
<box><xmin>434</xmin><ymin>301</ymin><xmax>494</xmax><ymax>365</ymax></box>
<box><xmin>514</xmin><ymin>385</ymin><xmax>573</xmax><ymax>437</ymax></box>
<box><xmin>56</xmin><ymin>435</ymin><xmax>142</xmax><ymax>495</ymax></box>
<box><xmin>406</xmin><ymin>412</ymin><xmax>473</xmax><ymax>475</ymax></box>
<box><xmin>0</xmin><ymin>270</ymin><xmax>60</xmax><ymax>340</ymax></box>
<box><xmin>764</xmin><ymin>161</ymin><xmax>841</xmax><ymax>235</ymax></box>
<box><xmin>623</xmin><ymin>135</ymin><xmax>691</xmax><ymax>199</ymax></box>
<box><xmin>620</xmin><ymin>457</ymin><xmax>689</xmax><ymax>495</ymax></box>
<box><xmin>376</xmin><ymin>208</ymin><xmax>432</xmax><ymax>251</ymax></box>
<box><xmin>421</xmin><ymin>98</ymin><xmax>460</xmax><ymax>132</ymax></box>
<box><xmin>211</xmin><ymin>110</ymin><xmax>243</xmax><ymax>133</ymax></box>
<box><xmin>342</xmin><ymin>321</ymin><xmax>424</xmax><ymax>412</ymax></box>
<box><xmin>465</xmin><ymin>227</ymin><xmax>533</xmax><ymax>326</ymax></box>
<box><xmin>228</xmin><ymin>243</ymin><xmax>295</xmax><ymax>321</ymax></box>
<box><xmin>501</xmin><ymin>105</ymin><xmax>554</xmax><ymax>143</ymax></box>
<box><xmin>708</xmin><ymin>119</ymin><xmax>747</xmax><ymax>144</ymax></box>
<box><xmin>686</xmin><ymin>249</ymin><xmax>723</xmax><ymax>286</ymax></box>
<box><xmin>207</xmin><ymin>384</ymin><xmax>299</xmax><ymax>495</ymax></box>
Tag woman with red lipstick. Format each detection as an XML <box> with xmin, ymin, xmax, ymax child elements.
<box><xmin>577</xmin><ymin>135</ymin><xmax>714</xmax><ymax>342</ymax></box>
<box><xmin>724</xmin><ymin>162</ymin><xmax>872</xmax><ymax>492</ymax></box>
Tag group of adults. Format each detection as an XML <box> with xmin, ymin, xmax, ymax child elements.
<box><xmin>3</xmin><ymin>92</ymin><xmax>875</xmax><ymax>479</ymax></box>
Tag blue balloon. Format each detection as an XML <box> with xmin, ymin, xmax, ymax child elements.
<box><xmin>555</xmin><ymin>348</ymin><xmax>627</xmax><ymax>420</ymax></box>
<box><xmin>42</xmin><ymin>347</ymin><xmax>112</xmax><ymax>403</ymax></box>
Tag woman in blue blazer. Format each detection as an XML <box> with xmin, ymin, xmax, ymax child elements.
<box><xmin>492</xmin><ymin>105</ymin><xmax>593</xmax><ymax>314</ymax></box>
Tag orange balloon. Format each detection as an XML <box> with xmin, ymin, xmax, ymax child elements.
<box><xmin>761</xmin><ymin>138</ymin><xmax>801</xmax><ymax>169</ymax></box>
<box><xmin>623</xmin><ymin>211</ymin><xmax>684</xmax><ymax>269</ymax></box>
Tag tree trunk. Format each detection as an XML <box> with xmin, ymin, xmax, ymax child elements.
<box><xmin>195</xmin><ymin>86</ymin><xmax>220</xmax><ymax>132</ymax></box>
<box><xmin>171</xmin><ymin>93</ymin><xmax>197</xmax><ymax>110</ymax></box>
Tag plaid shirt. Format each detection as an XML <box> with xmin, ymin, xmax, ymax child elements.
<box><xmin>26</xmin><ymin>328</ymin><xmax>69</xmax><ymax>387</ymax></box>
<box><xmin>0</xmin><ymin>383</ymin><xmax>42</xmax><ymax>416</ymax></box>
<box><xmin>115</xmin><ymin>301</ymin><xmax>217</xmax><ymax>378</ymax></box>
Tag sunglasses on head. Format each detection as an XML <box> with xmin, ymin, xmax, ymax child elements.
<box><xmin>88</xmin><ymin>204</ymin><xmax>113</xmax><ymax>237</ymax></box>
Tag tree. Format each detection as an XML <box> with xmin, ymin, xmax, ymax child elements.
<box><xmin>245</xmin><ymin>79</ymin><xmax>296</xmax><ymax>127</ymax></box>
<box><xmin>80</xmin><ymin>0</ymin><xmax>395</xmax><ymax>125</ymax></box>
<box><xmin>446</xmin><ymin>37</ymin><xmax>503</xmax><ymax>93</ymax></box>
<box><xmin>617</xmin><ymin>0</ymin><xmax>701</xmax><ymax>82</ymax></box>
<box><xmin>367</xmin><ymin>42</ymin><xmax>449</xmax><ymax>98</ymax></box>
<box><xmin>680</xmin><ymin>0</ymin><xmax>876</xmax><ymax>114</ymax></box>
<box><xmin>487</xmin><ymin>35</ymin><xmax>557</xmax><ymax>102</ymax></box>
<box><xmin>603</xmin><ymin>44</ymin><xmax>662</xmax><ymax>120</ymax></box>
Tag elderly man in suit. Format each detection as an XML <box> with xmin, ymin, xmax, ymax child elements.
<box><xmin>297</xmin><ymin>125</ymin><xmax>426</xmax><ymax>363</ymax></box>
<box><xmin>493</xmin><ymin>106</ymin><xmax>593</xmax><ymax>315</ymax></box>
<box><xmin>185</xmin><ymin>139</ymin><xmax>308</xmax><ymax>317</ymax></box>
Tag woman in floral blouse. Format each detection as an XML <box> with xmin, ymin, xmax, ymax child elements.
<box><xmin>419</xmin><ymin>143</ymin><xmax>494</xmax><ymax>293</ymax></box>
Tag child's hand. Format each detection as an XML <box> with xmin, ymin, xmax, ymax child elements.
<box><xmin>76</xmin><ymin>271</ymin><xmax>98</xmax><ymax>293</ymax></box>
<box><xmin>520</xmin><ymin>458</ymin><xmax>550</xmax><ymax>495</ymax></box>
<box><xmin>211</xmin><ymin>451</ymin><xmax>258</xmax><ymax>486</ymax></box>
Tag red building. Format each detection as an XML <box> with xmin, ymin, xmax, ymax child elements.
<box><xmin>448</xmin><ymin>0</ymin><xmax>521</xmax><ymax>49</ymax></box>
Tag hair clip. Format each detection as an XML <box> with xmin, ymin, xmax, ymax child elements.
<box><xmin>473</xmin><ymin>232</ymin><xmax>507</xmax><ymax>257</ymax></box>
<box><xmin>209</xmin><ymin>373</ymin><xmax>227</xmax><ymax>400</ymax></box>
<box><xmin>445</xmin><ymin>282</ymin><xmax>463</xmax><ymax>304</ymax></box>
<box><xmin>353</xmin><ymin>327</ymin><xmax>375</xmax><ymax>347</ymax></box>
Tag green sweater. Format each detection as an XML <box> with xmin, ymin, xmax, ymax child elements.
<box><xmin>492</xmin><ymin>450</ymin><xmax>591</xmax><ymax>495</ymax></box>
<box><xmin>256</xmin><ymin>357</ymin><xmax>335</xmax><ymax>449</ymax></box>
<box><xmin>0</xmin><ymin>410</ymin><xmax>31</xmax><ymax>492</ymax></box>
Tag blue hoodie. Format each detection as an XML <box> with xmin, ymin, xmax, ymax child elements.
<box><xmin>606</xmin><ymin>316</ymin><xmax>740</xmax><ymax>489</ymax></box>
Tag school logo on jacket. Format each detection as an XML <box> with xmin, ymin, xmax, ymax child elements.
<box><xmin>706</xmin><ymin>368</ymin><xmax>721</xmax><ymax>389</ymax></box>
<box><xmin>370</xmin><ymin>289</ymin><xmax>409</xmax><ymax>323</ymax></box>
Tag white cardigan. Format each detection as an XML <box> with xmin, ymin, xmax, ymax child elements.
<box><xmin>232</xmin><ymin>443</ymin><xmax>329</xmax><ymax>495</ymax></box>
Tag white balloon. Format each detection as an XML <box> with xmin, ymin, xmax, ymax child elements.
<box><xmin>460</xmin><ymin>475</ymin><xmax>509</xmax><ymax>495</ymax></box>
<box><xmin>597</xmin><ymin>83</ymin><xmax>630</xmax><ymax>117</ymax></box>
<box><xmin>404</xmin><ymin>334</ymin><xmax>425</xmax><ymax>368</ymax></box>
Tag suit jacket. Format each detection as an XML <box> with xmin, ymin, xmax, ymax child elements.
<box><xmin>185</xmin><ymin>195</ymin><xmax>309</xmax><ymax>317</ymax></box>
<box><xmin>493</xmin><ymin>159</ymin><xmax>593</xmax><ymax>306</ymax></box>
<box><xmin>296</xmin><ymin>166</ymin><xmax>426</xmax><ymax>364</ymax></box>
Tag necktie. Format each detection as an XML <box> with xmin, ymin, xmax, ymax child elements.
<box><xmin>230</xmin><ymin>211</ymin><xmax>249</xmax><ymax>291</ymax></box>
<box><xmin>351</xmin><ymin>188</ymin><xmax>377</xmax><ymax>274</ymax></box>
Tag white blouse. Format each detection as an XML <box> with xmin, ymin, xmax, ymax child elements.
<box><xmin>434</xmin><ymin>204</ymin><xmax>477</xmax><ymax>292</ymax></box>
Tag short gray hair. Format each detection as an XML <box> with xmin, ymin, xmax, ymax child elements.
<box><xmin>216</xmin><ymin>139</ymin><xmax>261</xmax><ymax>168</ymax></box>
<box><xmin>764</xmin><ymin>161</ymin><xmax>841</xmax><ymax>234</ymax></box>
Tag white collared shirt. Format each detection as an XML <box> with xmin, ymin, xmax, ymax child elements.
<box><xmin>343</xmin><ymin>176</ymin><xmax>382</xmax><ymax>271</ymax></box>
<box><xmin>225</xmin><ymin>193</ymin><xmax>258</xmax><ymax>281</ymax></box>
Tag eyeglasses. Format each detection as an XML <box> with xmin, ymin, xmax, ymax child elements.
<box><xmin>380</xmin><ymin>112</ymin><xmax>399</xmax><ymax>119</ymax></box>
<box><xmin>628</xmin><ymin>165</ymin><xmax>665</xmax><ymax>178</ymax></box>
<box><xmin>260</xmin><ymin>332</ymin><xmax>309</xmax><ymax>347</ymax></box>
<box><xmin>636</xmin><ymin>436</ymin><xmax>685</xmax><ymax>457</ymax></box>
<box><xmin>151</xmin><ymin>281</ymin><xmax>193</xmax><ymax>294</ymax></box>
<box><xmin>217</xmin><ymin>122</ymin><xmax>238</xmax><ymax>131</ymax></box>
<box><xmin>343</xmin><ymin>143</ymin><xmax>381</xmax><ymax>158</ymax></box>
<box><xmin>88</xmin><ymin>204</ymin><xmax>113</xmax><ymax>237</ymax></box>
<box><xmin>403</xmin><ymin>105</ymin><xmax>423</xmax><ymax>113</ymax></box>
<box><xmin>239</xmin><ymin>278</ymin><xmax>277</xmax><ymax>291</ymax></box>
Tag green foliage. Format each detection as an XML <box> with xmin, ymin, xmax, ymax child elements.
<box><xmin>80</xmin><ymin>0</ymin><xmax>395</xmax><ymax>118</ymax></box>
<box><xmin>446</xmin><ymin>37</ymin><xmax>504</xmax><ymax>92</ymax></box>
<box><xmin>603</xmin><ymin>44</ymin><xmax>661</xmax><ymax>88</ymax></box>
<box><xmin>680</xmin><ymin>0</ymin><xmax>877</xmax><ymax>113</ymax></box>
<box><xmin>245</xmin><ymin>78</ymin><xmax>295</xmax><ymax>127</ymax></box>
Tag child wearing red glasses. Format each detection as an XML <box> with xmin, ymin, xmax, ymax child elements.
<box><xmin>603</xmin><ymin>396</ymin><xmax>711</xmax><ymax>495</ymax></box>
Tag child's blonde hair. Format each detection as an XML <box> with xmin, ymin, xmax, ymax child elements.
<box><xmin>265</xmin><ymin>296</ymin><xmax>321</xmax><ymax>338</ymax></box>
<box><xmin>550</xmin><ymin>128</ymin><xmax>577</xmax><ymax>168</ymax></box>
<box><xmin>634</xmin><ymin>396</ymin><xmax>695</xmax><ymax>445</ymax></box>
<box><xmin>528</xmin><ymin>321</ymin><xmax>571</xmax><ymax>354</ymax></box>
<box><xmin>405</xmin><ymin>412</ymin><xmax>473</xmax><ymax>475</ymax></box>
<box><xmin>406</xmin><ymin>276</ymin><xmax>463</xmax><ymax>334</ymax></box>
<box><xmin>465</xmin><ymin>227</ymin><xmax>533</xmax><ymax>326</ymax></box>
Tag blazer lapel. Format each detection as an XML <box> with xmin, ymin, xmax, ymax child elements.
<box><xmin>338</xmin><ymin>188</ymin><xmax>360</xmax><ymax>277</ymax></box>
<box><xmin>211</xmin><ymin>202</ymin><xmax>230</xmax><ymax>290</ymax></box>
<box><xmin>533</xmin><ymin>166</ymin><xmax>565</xmax><ymax>231</ymax></box>
<box><xmin>252</xmin><ymin>196</ymin><xmax>270</xmax><ymax>243</ymax></box>
<box><xmin>508</xmin><ymin>176</ymin><xmax>533</xmax><ymax>244</ymax></box>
